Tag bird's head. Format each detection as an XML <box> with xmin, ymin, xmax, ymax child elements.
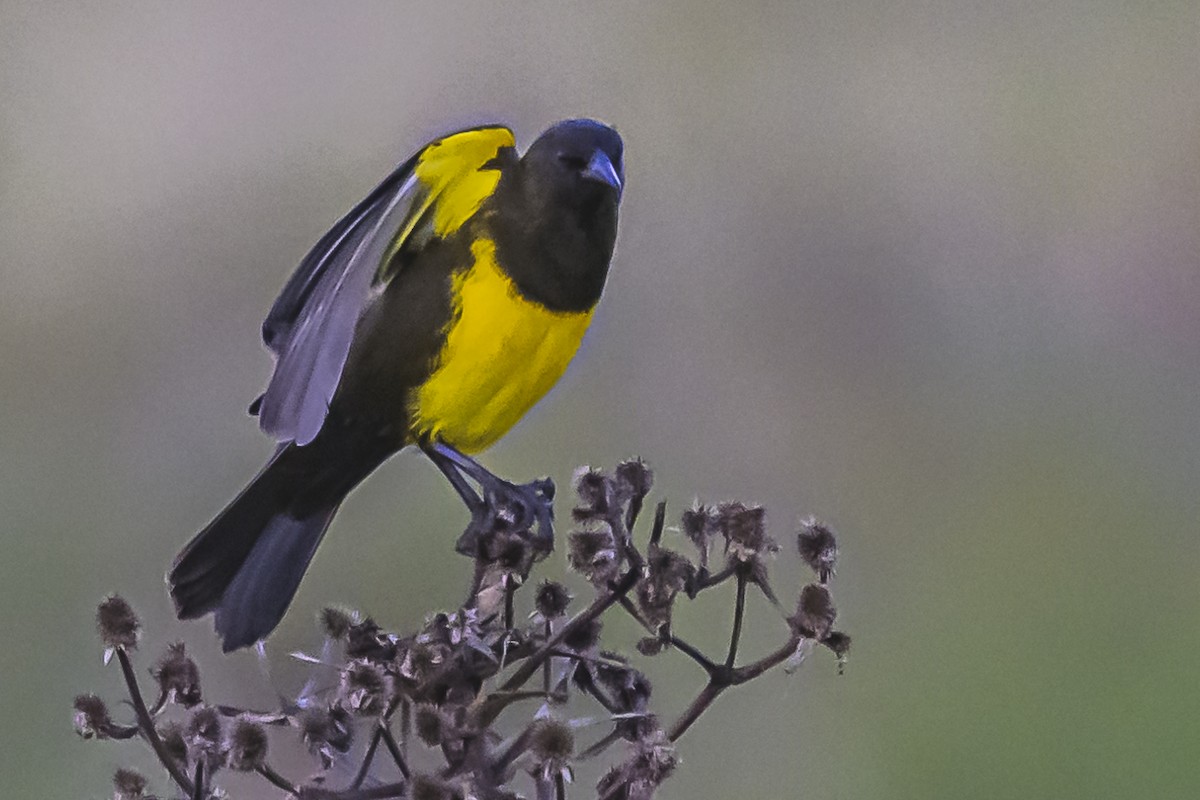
<box><xmin>521</xmin><ymin>119</ymin><xmax>624</xmax><ymax>211</ymax></box>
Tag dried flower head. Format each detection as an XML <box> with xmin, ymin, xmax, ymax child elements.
<box><xmin>534</xmin><ymin>580</ymin><xmax>572</xmax><ymax>619</ymax></box>
<box><xmin>822</xmin><ymin>630</ymin><xmax>852</xmax><ymax>672</ymax></box>
<box><xmin>185</xmin><ymin>706</ymin><xmax>226</xmax><ymax>769</ymax></box>
<box><xmin>337</xmin><ymin>659</ymin><xmax>388</xmax><ymax>715</ymax></box>
<box><xmin>96</xmin><ymin>595</ymin><xmax>140</xmax><ymax>650</ymax></box>
<box><xmin>614</xmin><ymin>458</ymin><xmax>653</xmax><ymax>503</ymax></box>
<box><xmin>597</xmin><ymin>729</ymin><xmax>677</xmax><ymax>800</ymax></box>
<box><xmin>593</xmin><ymin>656</ymin><xmax>653</xmax><ymax>717</ymax></box>
<box><xmin>112</xmin><ymin>768</ymin><xmax>147</xmax><ymax>800</ymax></box>
<box><xmin>298</xmin><ymin>705</ymin><xmax>353</xmax><ymax>767</ymax></box>
<box><xmin>414</xmin><ymin>703</ymin><xmax>454</xmax><ymax>747</ymax></box>
<box><xmin>680</xmin><ymin>503</ymin><xmax>719</xmax><ymax>569</ymax></box>
<box><xmin>636</xmin><ymin>636</ymin><xmax>664</xmax><ymax>656</ymax></box>
<box><xmin>568</xmin><ymin>525</ymin><xmax>620</xmax><ymax>585</ymax></box>
<box><xmin>792</xmin><ymin>583</ymin><xmax>837</xmax><ymax>640</ymax></box>
<box><xmin>398</xmin><ymin>639</ymin><xmax>449</xmax><ymax>685</ymax></box>
<box><xmin>530</xmin><ymin>717</ymin><xmax>575</xmax><ymax>778</ymax></box>
<box><xmin>226</xmin><ymin>718</ymin><xmax>269</xmax><ymax>772</ymax></box>
<box><xmin>562</xmin><ymin>618</ymin><xmax>603</xmax><ymax>653</ymax></box>
<box><xmin>152</xmin><ymin>642</ymin><xmax>201</xmax><ymax>707</ymax></box>
<box><xmin>573</xmin><ymin>467</ymin><xmax>614</xmax><ymax>519</ymax></box>
<box><xmin>319</xmin><ymin>606</ymin><xmax>357</xmax><ymax>640</ymax></box>
<box><xmin>717</xmin><ymin>502</ymin><xmax>774</xmax><ymax>561</ymax></box>
<box><xmin>345</xmin><ymin>617</ymin><xmax>398</xmax><ymax>661</ymax></box>
<box><xmin>637</xmin><ymin>545</ymin><xmax>695</xmax><ymax>627</ymax></box>
<box><xmin>680</xmin><ymin>504</ymin><xmax>714</xmax><ymax>548</ymax></box>
<box><xmin>73</xmin><ymin>694</ymin><xmax>113</xmax><ymax>739</ymax></box>
<box><xmin>797</xmin><ymin>518</ymin><xmax>838</xmax><ymax>582</ymax></box>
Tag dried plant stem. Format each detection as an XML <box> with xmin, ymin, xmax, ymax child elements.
<box><xmin>542</xmin><ymin>619</ymin><xmax>553</xmax><ymax>697</ymax></box>
<box><xmin>115</xmin><ymin>647</ymin><xmax>194</xmax><ymax>795</ymax></box>
<box><xmin>257</xmin><ymin>764</ymin><xmax>298</xmax><ymax>795</ymax></box>
<box><xmin>725</xmin><ymin>572</ymin><xmax>748</xmax><ymax>668</ymax></box>
<box><xmin>380</xmin><ymin>725</ymin><xmax>411</xmax><ymax>779</ymax></box>
<box><xmin>191</xmin><ymin>761</ymin><xmax>204</xmax><ymax>800</ymax></box>
<box><xmin>487</xmin><ymin>501</ymin><xmax>666</xmax><ymax>710</ymax></box>
<box><xmin>614</xmin><ymin>596</ymin><xmax>718</xmax><ymax>674</ymax></box>
<box><xmin>668</xmin><ymin>633</ymin><xmax>805</xmax><ymax>742</ymax></box>
<box><xmin>79</xmin><ymin>462</ymin><xmax>848</xmax><ymax>800</ymax></box>
<box><xmin>666</xmin><ymin>681</ymin><xmax>724</xmax><ymax>742</ymax></box>
<box><xmin>351</xmin><ymin>724</ymin><xmax>384</xmax><ymax>788</ymax></box>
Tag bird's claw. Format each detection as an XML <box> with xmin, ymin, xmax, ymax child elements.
<box><xmin>455</xmin><ymin>476</ymin><xmax>556</xmax><ymax>558</ymax></box>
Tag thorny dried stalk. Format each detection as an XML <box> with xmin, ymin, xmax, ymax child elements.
<box><xmin>75</xmin><ymin>459</ymin><xmax>851</xmax><ymax>799</ymax></box>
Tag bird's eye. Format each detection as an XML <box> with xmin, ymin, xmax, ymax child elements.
<box><xmin>558</xmin><ymin>154</ymin><xmax>587</xmax><ymax>170</ymax></box>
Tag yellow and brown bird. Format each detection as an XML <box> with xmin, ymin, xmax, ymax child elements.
<box><xmin>169</xmin><ymin>119</ymin><xmax>624</xmax><ymax>651</ymax></box>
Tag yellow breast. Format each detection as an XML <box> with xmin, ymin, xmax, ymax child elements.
<box><xmin>409</xmin><ymin>239</ymin><xmax>594</xmax><ymax>453</ymax></box>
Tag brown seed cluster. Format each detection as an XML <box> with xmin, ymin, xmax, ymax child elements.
<box><xmin>74</xmin><ymin>460</ymin><xmax>851</xmax><ymax>799</ymax></box>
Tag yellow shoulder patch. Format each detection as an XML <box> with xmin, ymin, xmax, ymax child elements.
<box><xmin>415</xmin><ymin>126</ymin><xmax>515</xmax><ymax>236</ymax></box>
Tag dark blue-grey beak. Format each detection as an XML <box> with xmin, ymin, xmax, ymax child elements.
<box><xmin>583</xmin><ymin>150</ymin><xmax>623</xmax><ymax>197</ymax></box>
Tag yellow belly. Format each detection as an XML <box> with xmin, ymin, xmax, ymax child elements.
<box><xmin>409</xmin><ymin>238</ymin><xmax>594</xmax><ymax>453</ymax></box>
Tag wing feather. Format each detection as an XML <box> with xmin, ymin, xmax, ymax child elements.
<box><xmin>254</xmin><ymin>126</ymin><xmax>516</xmax><ymax>446</ymax></box>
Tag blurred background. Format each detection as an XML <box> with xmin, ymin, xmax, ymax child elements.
<box><xmin>3</xmin><ymin>1</ymin><xmax>1198</xmax><ymax>797</ymax></box>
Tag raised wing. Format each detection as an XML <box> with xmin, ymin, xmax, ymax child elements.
<box><xmin>255</xmin><ymin>125</ymin><xmax>516</xmax><ymax>446</ymax></box>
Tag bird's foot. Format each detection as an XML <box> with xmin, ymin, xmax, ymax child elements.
<box><xmin>455</xmin><ymin>475</ymin><xmax>556</xmax><ymax>559</ymax></box>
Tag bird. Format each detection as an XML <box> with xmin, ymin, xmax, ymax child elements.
<box><xmin>168</xmin><ymin>119</ymin><xmax>624</xmax><ymax>651</ymax></box>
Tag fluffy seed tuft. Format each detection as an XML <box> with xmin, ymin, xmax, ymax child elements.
<box><xmin>96</xmin><ymin>595</ymin><xmax>141</xmax><ymax>650</ymax></box>
<box><xmin>226</xmin><ymin>718</ymin><xmax>269</xmax><ymax>771</ymax></box>
<box><xmin>112</xmin><ymin>768</ymin><xmax>147</xmax><ymax>799</ymax></box>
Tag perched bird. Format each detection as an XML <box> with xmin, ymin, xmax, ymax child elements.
<box><xmin>169</xmin><ymin>119</ymin><xmax>624</xmax><ymax>651</ymax></box>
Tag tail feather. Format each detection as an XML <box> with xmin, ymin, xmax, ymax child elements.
<box><xmin>169</xmin><ymin>438</ymin><xmax>386</xmax><ymax>651</ymax></box>
<box><xmin>212</xmin><ymin>509</ymin><xmax>336</xmax><ymax>651</ymax></box>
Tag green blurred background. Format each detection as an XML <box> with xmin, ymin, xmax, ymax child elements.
<box><xmin>3</xmin><ymin>1</ymin><xmax>1198</xmax><ymax>796</ymax></box>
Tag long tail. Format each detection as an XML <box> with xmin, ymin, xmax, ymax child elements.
<box><xmin>168</xmin><ymin>438</ymin><xmax>388</xmax><ymax>652</ymax></box>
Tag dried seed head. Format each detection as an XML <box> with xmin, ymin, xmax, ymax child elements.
<box><xmin>562</xmin><ymin>618</ymin><xmax>603</xmax><ymax>652</ymax></box>
<box><xmin>298</xmin><ymin>705</ymin><xmax>353</xmax><ymax>763</ymax></box>
<box><xmin>614</xmin><ymin>458</ymin><xmax>653</xmax><ymax>503</ymax></box>
<box><xmin>152</xmin><ymin>642</ymin><xmax>201</xmax><ymax>707</ymax></box>
<box><xmin>573</xmin><ymin>467</ymin><xmax>614</xmax><ymax>519</ymax></box>
<box><xmin>530</xmin><ymin>718</ymin><xmax>575</xmax><ymax>765</ymax></box>
<box><xmin>319</xmin><ymin>606</ymin><xmax>357</xmax><ymax>640</ymax></box>
<box><xmin>718</xmin><ymin>502</ymin><xmax>774</xmax><ymax>560</ymax></box>
<box><xmin>345</xmin><ymin>617</ymin><xmax>397</xmax><ymax>661</ymax></box>
<box><xmin>112</xmin><ymin>768</ymin><xmax>147</xmax><ymax>800</ymax></box>
<box><xmin>338</xmin><ymin>659</ymin><xmax>388</xmax><ymax>716</ymax></box>
<box><xmin>185</xmin><ymin>706</ymin><xmax>225</xmax><ymax>768</ymax></box>
<box><xmin>534</xmin><ymin>580</ymin><xmax>572</xmax><ymax>619</ymax></box>
<box><xmin>636</xmin><ymin>545</ymin><xmax>694</xmax><ymax>627</ymax></box>
<box><xmin>822</xmin><ymin>631</ymin><xmax>852</xmax><ymax>672</ymax></box>
<box><xmin>96</xmin><ymin>595</ymin><xmax>140</xmax><ymax>650</ymax></box>
<box><xmin>636</xmin><ymin>637</ymin><xmax>665</xmax><ymax>656</ymax></box>
<box><xmin>596</xmin><ymin>730</ymin><xmax>677</xmax><ymax>800</ymax></box>
<box><xmin>680</xmin><ymin>505</ymin><xmax>715</xmax><ymax>548</ymax></box>
<box><xmin>594</xmin><ymin>657</ymin><xmax>653</xmax><ymax>715</ymax></box>
<box><xmin>414</xmin><ymin>704</ymin><xmax>453</xmax><ymax>747</ymax></box>
<box><xmin>792</xmin><ymin>583</ymin><xmax>837</xmax><ymax>640</ymax></box>
<box><xmin>226</xmin><ymin>718</ymin><xmax>268</xmax><ymax>771</ymax></box>
<box><xmin>797</xmin><ymin>518</ymin><xmax>838</xmax><ymax>582</ymax></box>
<box><xmin>567</xmin><ymin>526</ymin><xmax>620</xmax><ymax>585</ymax></box>
<box><xmin>73</xmin><ymin>694</ymin><xmax>112</xmax><ymax>739</ymax></box>
<box><xmin>398</xmin><ymin>640</ymin><xmax>448</xmax><ymax>684</ymax></box>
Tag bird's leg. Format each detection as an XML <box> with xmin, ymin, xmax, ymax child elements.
<box><xmin>421</xmin><ymin>441</ymin><xmax>555</xmax><ymax>555</ymax></box>
<box><xmin>423</xmin><ymin>444</ymin><xmax>485</xmax><ymax>515</ymax></box>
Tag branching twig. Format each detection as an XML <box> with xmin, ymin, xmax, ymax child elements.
<box><xmin>76</xmin><ymin>460</ymin><xmax>849</xmax><ymax>800</ymax></box>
